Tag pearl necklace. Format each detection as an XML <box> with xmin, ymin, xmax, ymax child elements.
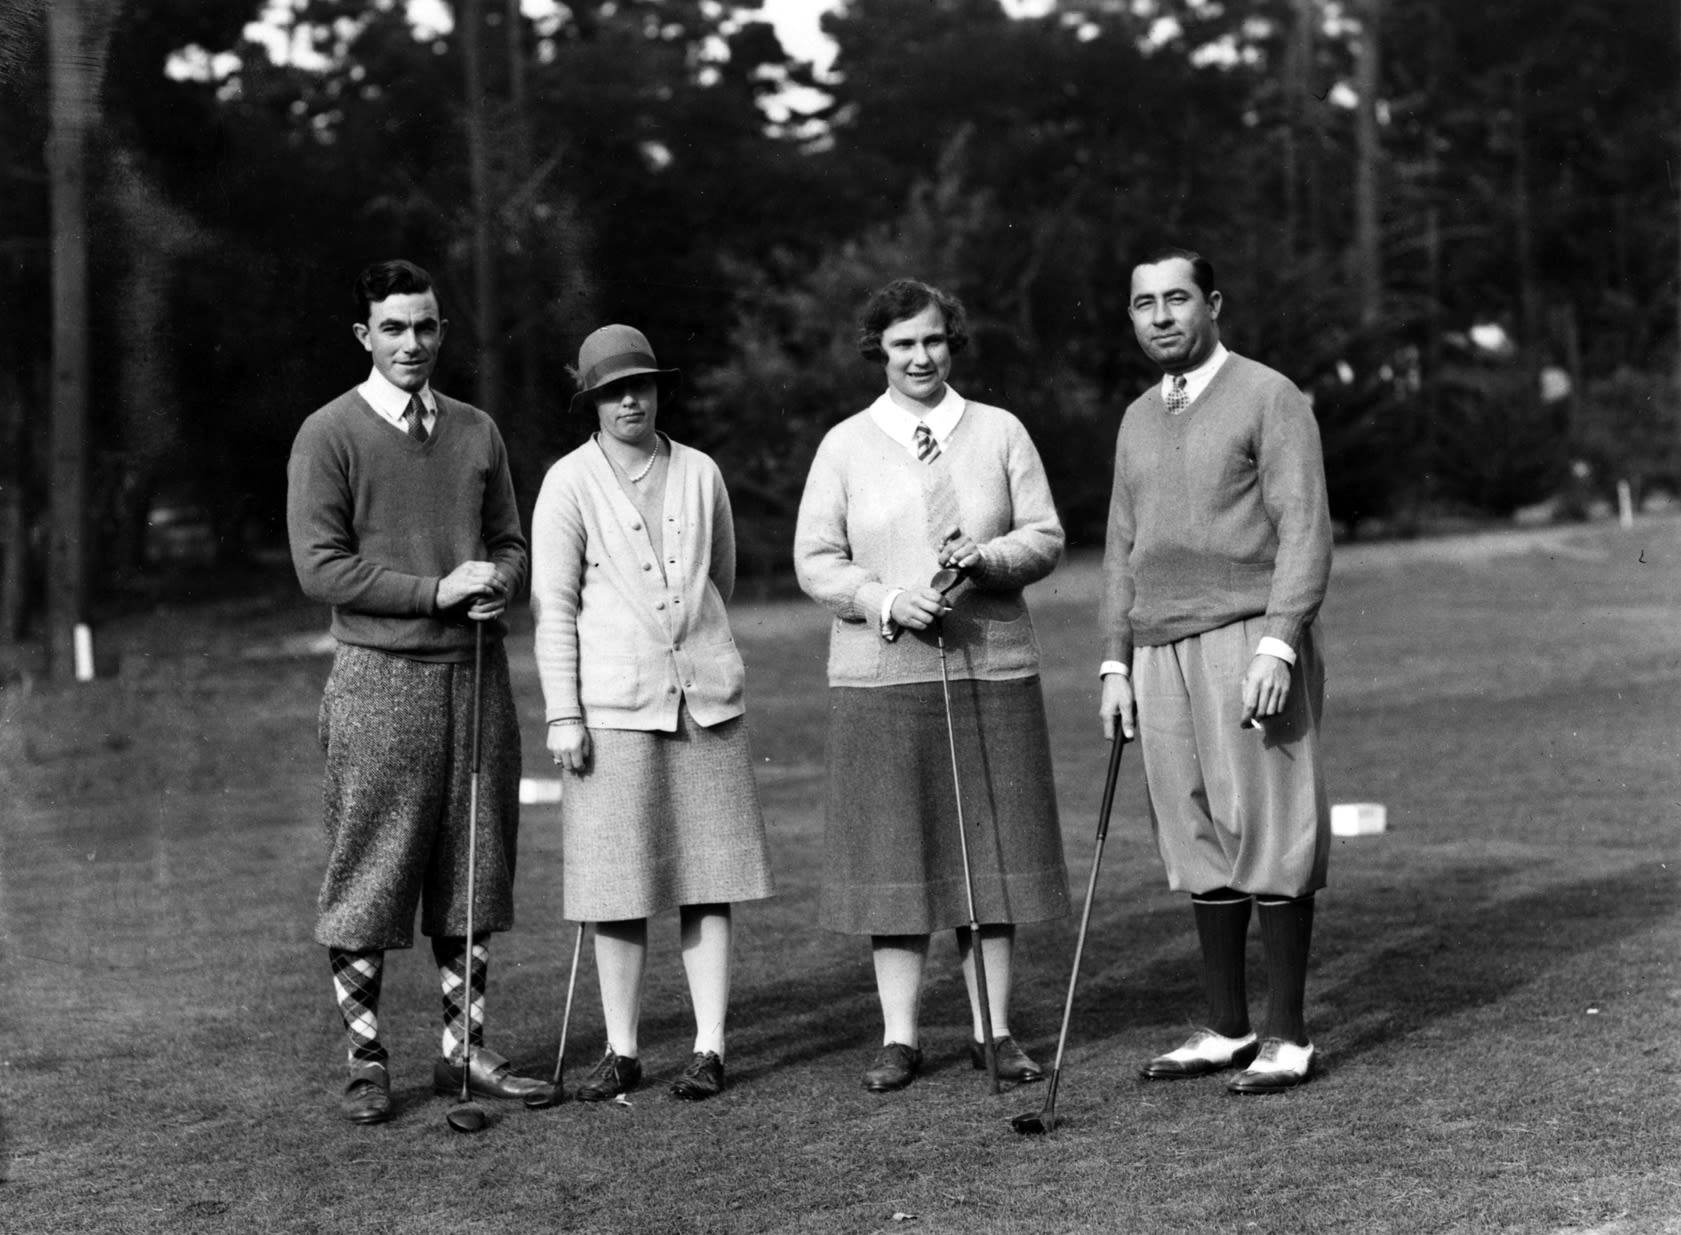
<box><xmin>627</xmin><ymin>439</ymin><xmax>660</xmax><ymax>483</ymax></box>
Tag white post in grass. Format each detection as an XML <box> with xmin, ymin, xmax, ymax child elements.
<box><xmin>1617</xmin><ymin>479</ymin><xmax>1635</xmax><ymax>530</ymax></box>
<box><xmin>72</xmin><ymin>622</ymin><xmax>94</xmax><ymax>682</ymax></box>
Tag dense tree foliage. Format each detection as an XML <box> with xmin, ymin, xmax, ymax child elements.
<box><xmin>2</xmin><ymin>0</ymin><xmax>1677</xmax><ymax>641</ymax></box>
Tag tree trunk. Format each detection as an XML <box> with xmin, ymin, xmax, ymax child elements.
<box><xmin>1353</xmin><ymin>0</ymin><xmax>1383</xmax><ymax>328</ymax></box>
<box><xmin>45</xmin><ymin>0</ymin><xmax>96</xmax><ymax>678</ymax></box>
<box><xmin>0</xmin><ymin>370</ymin><xmax>24</xmax><ymax>643</ymax></box>
<box><xmin>1282</xmin><ymin>0</ymin><xmax>1317</xmax><ymax>262</ymax></box>
<box><xmin>461</xmin><ymin>0</ymin><xmax>503</xmax><ymax>419</ymax></box>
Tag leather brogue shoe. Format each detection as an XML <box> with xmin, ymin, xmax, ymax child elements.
<box><xmin>1227</xmin><ymin>1039</ymin><xmax>1315</xmax><ymax>1094</ymax></box>
<box><xmin>341</xmin><ymin>1062</ymin><xmax>392</xmax><ymax>1125</ymax></box>
<box><xmin>575</xmin><ymin>1047</ymin><xmax>642</xmax><ymax>1102</ymax></box>
<box><xmin>432</xmin><ymin>1048</ymin><xmax>550</xmax><ymax>1101</ymax></box>
<box><xmin>862</xmin><ymin>1042</ymin><xmax>922</xmax><ymax>1093</ymax></box>
<box><xmin>1139</xmin><ymin>1028</ymin><xmax>1260</xmax><ymax>1080</ymax></box>
<box><xmin>669</xmin><ymin>1050</ymin><xmax>725</xmax><ymax>1101</ymax></box>
<box><xmin>969</xmin><ymin>1036</ymin><xmax>1045</xmax><ymax>1083</ymax></box>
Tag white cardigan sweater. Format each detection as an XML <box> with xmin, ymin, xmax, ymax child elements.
<box><xmin>531</xmin><ymin>435</ymin><xmax>744</xmax><ymax>731</ymax></box>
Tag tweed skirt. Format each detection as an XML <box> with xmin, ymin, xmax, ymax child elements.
<box><xmin>821</xmin><ymin>676</ymin><xmax>1068</xmax><ymax>936</ymax></box>
<box><xmin>314</xmin><ymin>641</ymin><xmax>521</xmax><ymax>951</ymax></box>
<box><xmin>559</xmin><ymin>705</ymin><xmax>774</xmax><ymax>921</ymax></box>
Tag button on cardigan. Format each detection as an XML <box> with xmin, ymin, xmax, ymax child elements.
<box><xmin>531</xmin><ymin>435</ymin><xmax>745</xmax><ymax>731</ymax></box>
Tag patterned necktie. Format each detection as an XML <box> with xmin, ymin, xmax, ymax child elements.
<box><xmin>1165</xmin><ymin>375</ymin><xmax>1189</xmax><ymax>416</ymax></box>
<box><xmin>914</xmin><ymin>421</ymin><xmax>941</xmax><ymax>463</ymax></box>
<box><xmin>404</xmin><ymin>394</ymin><xmax>430</xmax><ymax>443</ymax></box>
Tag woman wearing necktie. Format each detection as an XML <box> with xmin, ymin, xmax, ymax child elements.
<box><xmin>793</xmin><ymin>279</ymin><xmax>1069</xmax><ymax>1093</ymax></box>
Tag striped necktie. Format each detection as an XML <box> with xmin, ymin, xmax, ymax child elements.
<box><xmin>404</xmin><ymin>395</ymin><xmax>430</xmax><ymax>443</ymax></box>
<box><xmin>914</xmin><ymin>421</ymin><xmax>940</xmax><ymax>463</ymax></box>
<box><xmin>1165</xmin><ymin>375</ymin><xmax>1189</xmax><ymax>416</ymax></box>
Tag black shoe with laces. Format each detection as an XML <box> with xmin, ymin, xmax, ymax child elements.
<box><xmin>862</xmin><ymin>1042</ymin><xmax>922</xmax><ymax>1092</ymax></box>
<box><xmin>669</xmin><ymin>1050</ymin><xmax>725</xmax><ymax>1101</ymax></box>
<box><xmin>575</xmin><ymin>1047</ymin><xmax>642</xmax><ymax>1102</ymax></box>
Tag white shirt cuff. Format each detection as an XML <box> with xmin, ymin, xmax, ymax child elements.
<box><xmin>1099</xmin><ymin>659</ymin><xmax>1129</xmax><ymax>679</ymax></box>
<box><xmin>1256</xmin><ymin>636</ymin><xmax>1296</xmax><ymax>665</ymax></box>
<box><xmin>880</xmin><ymin>588</ymin><xmax>905</xmax><ymax>640</ymax></box>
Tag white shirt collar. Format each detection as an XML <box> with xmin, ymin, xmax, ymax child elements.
<box><xmin>1160</xmin><ymin>342</ymin><xmax>1229</xmax><ymax>405</ymax></box>
<box><xmin>358</xmin><ymin>367</ymin><xmax>436</xmax><ymax>429</ymax></box>
<box><xmin>868</xmin><ymin>385</ymin><xmax>967</xmax><ymax>455</ymax></box>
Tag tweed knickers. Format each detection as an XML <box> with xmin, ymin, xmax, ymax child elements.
<box><xmin>1134</xmin><ymin>617</ymin><xmax>1329</xmax><ymax>898</ymax></box>
<box><xmin>314</xmin><ymin>641</ymin><xmax>521</xmax><ymax>950</ymax></box>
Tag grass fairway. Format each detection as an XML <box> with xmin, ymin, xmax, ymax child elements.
<box><xmin>3</xmin><ymin>516</ymin><xmax>1679</xmax><ymax>1234</ymax></box>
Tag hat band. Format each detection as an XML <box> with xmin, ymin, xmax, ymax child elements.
<box><xmin>579</xmin><ymin>350</ymin><xmax>661</xmax><ymax>391</ymax></box>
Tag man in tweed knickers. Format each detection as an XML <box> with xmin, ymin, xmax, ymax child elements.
<box><xmin>287</xmin><ymin>259</ymin><xmax>545</xmax><ymax>1124</ymax></box>
<box><xmin>1099</xmin><ymin>247</ymin><xmax>1333</xmax><ymax>1094</ymax></box>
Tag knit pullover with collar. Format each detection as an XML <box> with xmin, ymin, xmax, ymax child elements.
<box><xmin>287</xmin><ymin>387</ymin><xmax>528</xmax><ymax>661</ymax></box>
<box><xmin>1100</xmin><ymin>352</ymin><xmax>1332</xmax><ymax>663</ymax></box>
<box><xmin>795</xmin><ymin>398</ymin><xmax>1064</xmax><ymax>688</ymax></box>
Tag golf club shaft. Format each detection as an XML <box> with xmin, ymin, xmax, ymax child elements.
<box><xmin>553</xmin><ymin>921</ymin><xmax>584</xmax><ymax>1085</ymax></box>
<box><xmin>937</xmin><ymin>624</ymin><xmax>1000</xmax><ymax>1094</ymax></box>
<box><xmin>1042</xmin><ymin>733</ymin><xmax>1127</xmax><ymax>1104</ymax></box>
<box><xmin>460</xmin><ymin>620</ymin><xmax>484</xmax><ymax>1106</ymax></box>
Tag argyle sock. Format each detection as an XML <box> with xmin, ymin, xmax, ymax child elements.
<box><xmin>329</xmin><ymin>947</ymin><xmax>388</xmax><ymax>1070</ymax></box>
<box><xmin>1191</xmin><ymin>890</ymin><xmax>1253</xmax><ymax>1039</ymax></box>
<box><xmin>1257</xmin><ymin>894</ymin><xmax>1316</xmax><ymax>1046</ymax></box>
<box><xmin>433</xmin><ymin>935</ymin><xmax>489</xmax><ymax>1064</ymax></box>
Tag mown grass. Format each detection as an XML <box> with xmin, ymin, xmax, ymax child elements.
<box><xmin>2</xmin><ymin>517</ymin><xmax>1679</xmax><ymax>1234</ymax></box>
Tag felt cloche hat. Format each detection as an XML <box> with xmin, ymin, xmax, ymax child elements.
<box><xmin>568</xmin><ymin>324</ymin><xmax>681</xmax><ymax>415</ymax></box>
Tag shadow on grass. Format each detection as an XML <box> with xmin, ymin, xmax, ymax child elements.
<box><xmin>1033</xmin><ymin>856</ymin><xmax>1677</xmax><ymax>1075</ymax></box>
<box><xmin>1313</xmin><ymin>859</ymin><xmax>1676</xmax><ymax>1065</ymax></box>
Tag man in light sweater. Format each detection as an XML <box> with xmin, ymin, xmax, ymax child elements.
<box><xmin>287</xmin><ymin>259</ymin><xmax>545</xmax><ymax>1123</ymax></box>
<box><xmin>1099</xmin><ymin>247</ymin><xmax>1333</xmax><ymax>1093</ymax></box>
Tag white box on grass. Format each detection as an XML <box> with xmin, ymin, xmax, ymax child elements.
<box><xmin>519</xmin><ymin>778</ymin><xmax>565</xmax><ymax>805</ymax></box>
<box><xmin>1331</xmin><ymin>802</ymin><xmax>1386</xmax><ymax>836</ymax></box>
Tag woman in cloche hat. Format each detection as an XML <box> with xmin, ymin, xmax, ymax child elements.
<box><xmin>530</xmin><ymin>324</ymin><xmax>774</xmax><ymax>1102</ymax></box>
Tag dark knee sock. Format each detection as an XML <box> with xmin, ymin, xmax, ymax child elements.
<box><xmin>1257</xmin><ymin>894</ymin><xmax>1315</xmax><ymax>1046</ymax></box>
<box><xmin>432</xmin><ymin>935</ymin><xmax>489</xmax><ymax>1063</ymax></box>
<box><xmin>1191</xmin><ymin>890</ymin><xmax>1253</xmax><ymax>1038</ymax></box>
<box><xmin>329</xmin><ymin>947</ymin><xmax>388</xmax><ymax>1070</ymax></box>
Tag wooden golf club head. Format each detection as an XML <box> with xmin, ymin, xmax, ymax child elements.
<box><xmin>1010</xmin><ymin>1109</ymin><xmax>1055</xmax><ymax>1135</ymax></box>
<box><xmin>446</xmin><ymin>1100</ymin><xmax>489</xmax><ymax>1133</ymax></box>
<box><xmin>522</xmin><ymin>1081</ymin><xmax>563</xmax><ymax>1110</ymax></box>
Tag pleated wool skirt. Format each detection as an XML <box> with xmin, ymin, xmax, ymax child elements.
<box><xmin>821</xmin><ymin>676</ymin><xmax>1068</xmax><ymax>936</ymax></box>
<box><xmin>559</xmin><ymin>705</ymin><xmax>774</xmax><ymax>921</ymax></box>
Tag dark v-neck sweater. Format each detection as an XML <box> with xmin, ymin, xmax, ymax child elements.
<box><xmin>286</xmin><ymin>388</ymin><xmax>528</xmax><ymax>661</ymax></box>
<box><xmin>1100</xmin><ymin>353</ymin><xmax>1332</xmax><ymax>661</ymax></box>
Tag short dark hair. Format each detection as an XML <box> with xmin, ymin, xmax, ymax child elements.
<box><xmin>354</xmin><ymin>259</ymin><xmax>437</xmax><ymax>322</ymax></box>
<box><xmin>856</xmin><ymin>278</ymin><xmax>971</xmax><ymax>363</ymax></box>
<box><xmin>1134</xmin><ymin>246</ymin><xmax>1216</xmax><ymax>300</ymax></box>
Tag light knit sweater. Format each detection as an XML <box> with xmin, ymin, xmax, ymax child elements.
<box><xmin>1100</xmin><ymin>352</ymin><xmax>1332</xmax><ymax>662</ymax></box>
<box><xmin>794</xmin><ymin>399</ymin><xmax>1064</xmax><ymax>687</ymax></box>
<box><xmin>531</xmin><ymin>435</ymin><xmax>744</xmax><ymax>732</ymax></box>
<box><xmin>286</xmin><ymin>388</ymin><xmax>528</xmax><ymax>662</ymax></box>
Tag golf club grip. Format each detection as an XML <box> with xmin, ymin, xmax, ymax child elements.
<box><xmin>1093</xmin><ymin>732</ymin><xmax>1126</xmax><ymax>845</ymax></box>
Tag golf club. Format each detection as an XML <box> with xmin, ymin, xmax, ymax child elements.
<box><xmin>524</xmin><ymin>920</ymin><xmax>585</xmax><ymax>1110</ymax></box>
<box><xmin>931</xmin><ymin>561</ymin><xmax>1001</xmax><ymax>1095</ymax></box>
<box><xmin>446</xmin><ymin>621</ymin><xmax>490</xmax><ymax>1135</ymax></box>
<box><xmin>1011</xmin><ymin>730</ymin><xmax>1128</xmax><ymax>1136</ymax></box>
